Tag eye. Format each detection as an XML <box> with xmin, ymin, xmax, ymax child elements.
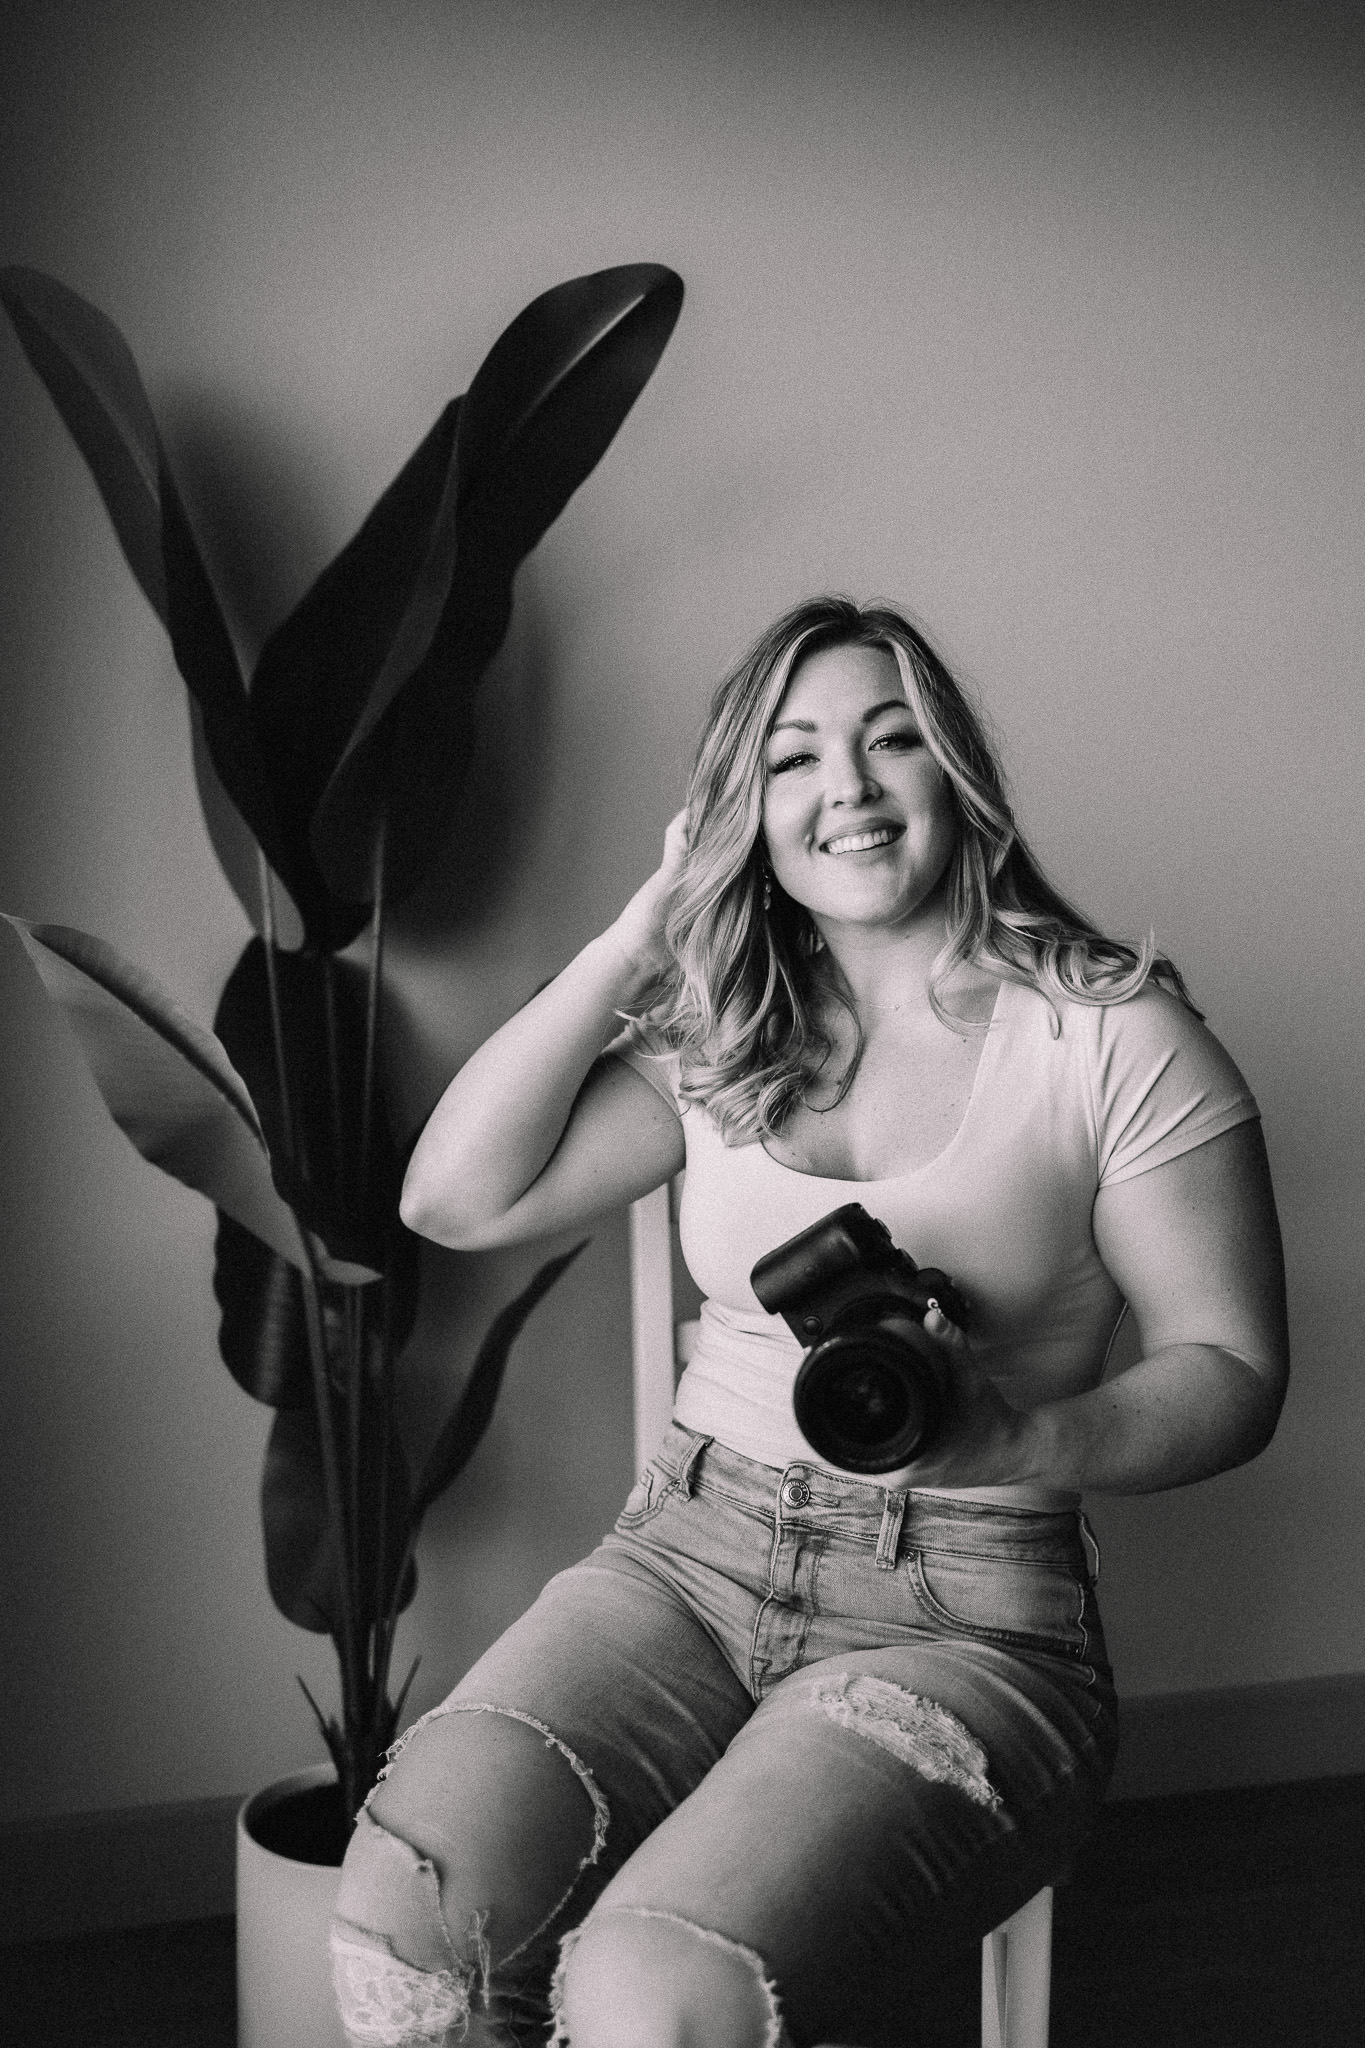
<box><xmin>870</xmin><ymin>727</ymin><xmax>922</xmax><ymax>752</ymax></box>
<box><xmin>766</xmin><ymin>747</ymin><xmax>815</xmax><ymax>774</ymax></box>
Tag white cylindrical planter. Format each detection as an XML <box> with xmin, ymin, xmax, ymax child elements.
<box><xmin>237</xmin><ymin>1764</ymin><xmax>348</xmax><ymax>2048</ymax></box>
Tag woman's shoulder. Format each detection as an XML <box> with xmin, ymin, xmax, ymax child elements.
<box><xmin>1003</xmin><ymin>972</ymin><xmax>1228</xmax><ymax>1056</ymax></box>
<box><xmin>1065</xmin><ymin>978</ymin><xmax>1259</xmax><ymax>1185</ymax></box>
<box><xmin>992</xmin><ymin>973</ymin><xmax>1258</xmax><ymax>1183</ymax></box>
<box><xmin>604</xmin><ymin>1024</ymin><xmax>685</xmax><ymax>1113</ymax></box>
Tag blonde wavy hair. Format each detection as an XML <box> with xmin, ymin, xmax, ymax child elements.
<box><xmin>631</xmin><ymin>595</ymin><xmax>1196</xmax><ymax>1141</ymax></box>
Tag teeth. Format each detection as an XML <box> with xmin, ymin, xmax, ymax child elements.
<box><xmin>824</xmin><ymin>827</ymin><xmax>898</xmax><ymax>855</ymax></box>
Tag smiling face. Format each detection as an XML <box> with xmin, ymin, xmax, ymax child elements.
<box><xmin>760</xmin><ymin>640</ymin><xmax>958</xmax><ymax>942</ymax></box>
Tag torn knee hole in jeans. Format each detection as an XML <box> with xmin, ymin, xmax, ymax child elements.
<box><xmin>814</xmin><ymin>1673</ymin><xmax>1003</xmax><ymax>1812</ymax></box>
<box><xmin>548</xmin><ymin>1908</ymin><xmax>787</xmax><ymax>2048</ymax></box>
<box><xmin>333</xmin><ymin>1706</ymin><xmax>611</xmax><ymax>2044</ymax></box>
<box><xmin>371</xmin><ymin>1700</ymin><xmax>611</xmax><ymax>1867</ymax></box>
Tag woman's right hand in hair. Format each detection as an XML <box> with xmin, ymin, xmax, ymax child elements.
<box><xmin>399</xmin><ymin>807</ymin><xmax>690</xmax><ymax>1249</ymax></box>
<box><xmin>608</xmin><ymin>807</ymin><xmax>690</xmax><ymax>982</ymax></box>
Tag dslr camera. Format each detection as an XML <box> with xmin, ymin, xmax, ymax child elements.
<box><xmin>750</xmin><ymin>1203</ymin><xmax>969</xmax><ymax>1474</ymax></box>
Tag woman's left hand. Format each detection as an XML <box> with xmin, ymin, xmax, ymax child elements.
<box><xmin>899</xmin><ymin>1307</ymin><xmax>1032</xmax><ymax>1490</ymax></box>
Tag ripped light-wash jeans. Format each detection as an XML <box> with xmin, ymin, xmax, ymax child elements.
<box><xmin>331</xmin><ymin>1422</ymin><xmax>1118</xmax><ymax>2048</ymax></box>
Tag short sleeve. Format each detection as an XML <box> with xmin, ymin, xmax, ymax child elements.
<box><xmin>604</xmin><ymin>1027</ymin><xmax>684</xmax><ymax>1117</ymax></box>
<box><xmin>1089</xmin><ymin>986</ymin><xmax>1259</xmax><ymax>1187</ymax></box>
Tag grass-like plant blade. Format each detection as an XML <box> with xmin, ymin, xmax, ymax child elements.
<box><xmin>310</xmin><ymin>266</ymin><xmax>683</xmax><ymax>905</ymax></box>
<box><xmin>411</xmin><ymin>1240</ymin><xmax>588</xmax><ymax>1522</ymax></box>
<box><xmin>0</xmin><ymin>265</ymin><xmax>167</xmax><ymax>625</ymax></box>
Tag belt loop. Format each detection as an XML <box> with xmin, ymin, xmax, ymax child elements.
<box><xmin>1078</xmin><ymin>1509</ymin><xmax>1102</xmax><ymax>1585</ymax></box>
<box><xmin>875</xmin><ymin>1490</ymin><xmax>907</xmax><ymax>1571</ymax></box>
<box><xmin>674</xmin><ymin>1432</ymin><xmax>710</xmax><ymax>1498</ymax></box>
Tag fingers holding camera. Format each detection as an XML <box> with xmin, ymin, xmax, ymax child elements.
<box><xmin>910</xmin><ymin>1313</ymin><xmax>1032</xmax><ymax>1489</ymax></box>
<box><xmin>923</xmin><ymin>1302</ymin><xmax>969</xmax><ymax>1354</ymax></box>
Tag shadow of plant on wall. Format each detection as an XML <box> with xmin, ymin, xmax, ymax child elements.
<box><xmin>0</xmin><ymin>260</ymin><xmax>683</xmax><ymax>1823</ymax></box>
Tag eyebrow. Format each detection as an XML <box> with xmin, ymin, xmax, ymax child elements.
<box><xmin>768</xmin><ymin>698</ymin><xmax>913</xmax><ymax>737</ymax></box>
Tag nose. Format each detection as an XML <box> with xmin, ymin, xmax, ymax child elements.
<box><xmin>826</xmin><ymin>744</ymin><xmax>880</xmax><ymax>806</ymax></box>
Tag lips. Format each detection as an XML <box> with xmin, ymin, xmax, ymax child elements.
<box><xmin>821</xmin><ymin>823</ymin><xmax>903</xmax><ymax>855</ymax></box>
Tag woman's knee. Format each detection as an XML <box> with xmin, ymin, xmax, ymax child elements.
<box><xmin>331</xmin><ymin>1703</ymin><xmax>610</xmax><ymax>2045</ymax></box>
<box><xmin>552</xmin><ymin>1908</ymin><xmax>786</xmax><ymax>2048</ymax></box>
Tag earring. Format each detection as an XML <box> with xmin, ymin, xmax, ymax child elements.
<box><xmin>762</xmin><ymin>868</ymin><xmax>773</xmax><ymax>912</ymax></box>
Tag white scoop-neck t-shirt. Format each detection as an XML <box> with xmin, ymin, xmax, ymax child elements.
<box><xmin>612</xmin><ymin>978</ymin><xmax>1258</xmax><ymax>1507</ymax></box>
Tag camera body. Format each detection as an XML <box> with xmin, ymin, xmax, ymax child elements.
<box><xmin>750</xmin><ymin>1203</ymin><xmax>970</xmax><ymax>1475</ymax></box>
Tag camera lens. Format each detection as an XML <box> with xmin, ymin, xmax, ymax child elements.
<box><xmin>819</xmin><ymin>1359</ymin><xmax>912</xmax><ymax>1445</ymax></box>
<box><xmin>792</xmin><ymin>1323</ymin><xmax>943</xmax><ymax>1474</ymax></box>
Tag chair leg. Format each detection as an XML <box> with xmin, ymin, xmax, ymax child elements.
<box><xmin>981</xmin><ymin>1884</ymin><xmax>1053</xmax><ymax>2048</ymax></box>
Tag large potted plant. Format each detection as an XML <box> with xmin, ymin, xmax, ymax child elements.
<box><xmin>1</xmin><ymin>260</ymin><xmax>682</xmax><ymax>2041</ymax></box>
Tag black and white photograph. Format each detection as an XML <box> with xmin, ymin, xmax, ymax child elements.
<box><xmin>2</xmin><ymin>4</ymin><xmax>1361</xmax><ymax>2043</ymax></box>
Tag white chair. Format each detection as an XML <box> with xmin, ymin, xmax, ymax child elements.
<box><xmin>627</xmin><ymin>1182</ymin><xmax>1058</xmax><ymax>2048</ymax></box>
<box><xmin>980</xmin><ymin>1884</ymin><xmax>1053</xmax><ymax>2048</ymax></box>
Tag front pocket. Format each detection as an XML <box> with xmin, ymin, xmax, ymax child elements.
<box><xmin>615</xmin><ymin>1468</ymin><xmax>662</xmax><ymax>1528</ymax></box>
<box><xmin>910</xmin><ymin>1549</ymin><xmax>1090</xmax><ymax>1659</ymax></box>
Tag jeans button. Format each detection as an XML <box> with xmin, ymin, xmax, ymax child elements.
<box><xmin>781</xmin><ymin>1478</ymin><xmax>811</xmax><ymax>1508</ymax></box>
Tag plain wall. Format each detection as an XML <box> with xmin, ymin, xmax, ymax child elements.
<box><xmin>1</xmin><ymin>0</ymin><xmax>1361</xmax><ymax>1824</ymax></box>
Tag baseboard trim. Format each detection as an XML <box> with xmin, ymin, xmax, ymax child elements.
<box><xmin>0</xmin><ymin>1790</ymin><xmax>243</xmax><ymax>1944</ymax></box>
<box><xmin>3</xmin><ymin>1671</ymin><xmax>1364</xmax><ymax>1942</ymax></box>
<box><xmin>1107</xmin><ymin>1669</ymin><xmax>1365</xmax><ymax>1800</ymax></box>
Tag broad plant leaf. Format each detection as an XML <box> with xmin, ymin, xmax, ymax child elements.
<box><xmin>213</xmin><ymin>1209</ymin><xmax>420</xmax><ymax>1409</ymax></box>
<box><xmin>455</xmin><ymin>262</ymin><xmax>685</xmax><ymax>571</ymax></box>
<box><xmin>0</xmin><ymin>264</ymin><xmax>167</xmax><ymax>624</ymax></box>
<box><xmin>161</xmin><ymin>460</ymin><xmax>365</xmax><ymax>952</ymax></box>
<box><xmin>208</xmin><ymin>937</ymin><xmax>419</xmax><ymax>1400</ymax></box>
<box><xmin>412</xmin><ymin>1240</ymin><xmax>588</xmax><ymax>1522</ymax></box>
<box><xmin>1</xmin><ymin>266</ymin><xmax>356</xmax><ymax>952</ymax></box>
<box><xmin>0</xmin><ymin>916</ymin><xmax>376</xmax><ymax>1283</ymax></box>
<box><xmin>311</xmin><ymin>265</ymin><xmax>684</xmax><ymax>905</ymax></box>
<box><xmin>262</xmin><ymin>1402</ymin><xmax>416</xmax><ymax>1633</ymax></box>
<box><xmin>213</xmin><ymin>1212</ymin><xmax>313</xmax><ymax>1408</ymax></box>
<box><xmin>188</xmin><ymin>699</ymin><xmax>306</xmax><ymax>951</ymax></box>
<box><xmin>2</xmin><ymin>914</ymin><xmax>309</xmax><ymax>1270</ymax></box>
<box><xmin>248</xmin><ymin>401</ymin><xmax>461</xmax><ymax>903</ymax></box>
<box><xmin>209</xmin><ymin>938</ymin><xmax>418</xmax><ymax>1402</ymax></box>
<box><xmin>212</xmin><ymin>938</ymin><xmax>405</xmax><ymax>1257</ymax></box>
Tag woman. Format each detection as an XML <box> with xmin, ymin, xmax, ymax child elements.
<box><xmin>331</xmin><ymin>597</ymin><xmax>1288</xmax><ymax>2048</ymax></box>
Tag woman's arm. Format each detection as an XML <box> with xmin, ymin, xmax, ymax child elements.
<box><xmin>400</xmin><ymin>815</ymin><xmax>688</xmax><ymax>1250</ymax></box>
<box><xmin>915</xmin><ymin>1118</ymin><xmax>1290</xmax><ymax>1493</ymax></box>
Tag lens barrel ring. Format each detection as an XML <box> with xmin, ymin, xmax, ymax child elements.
<box><xmin>791</xmin><ymin>1312</ymin><xmax>946</xmax><ymax>1475</ymax></box>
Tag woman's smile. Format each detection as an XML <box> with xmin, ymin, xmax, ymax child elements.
<box><xmin>820</xmin><ymin>822</ymin><xmax>904</xmax><ymax>855</ymax></box>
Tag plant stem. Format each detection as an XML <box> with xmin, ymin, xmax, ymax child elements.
<box><xmin>378</xmin><ymin>1520</ymin><xmax>421</xmax><ymax>1680</ymax></box>
<box><xmin>358</xmin><ymin>811</ymin><xmax>387</xmax><ymax>1212</ymax></box>
<box><xmin>297</xmin><ymin>1245</ymin><xmax>360</xmax><ymax>1804</ymax></box>
<box><xmin>256</xmin><ymin>852</ymin><xmax>297</xmax><ymax>1169</ymax></box>
<box><xmin>322</xmin><ymin>953</ymin><xmax>347</xmax><ymax>1210</ymax></box>
<box><xmin>345</xmin><ymin>1283</ymin><xmax>363</xmax><ymax>1687</ymax></box>
<box><xmin>371</xmin><ymin>1254</ymin><xmax>396</xmax><ymax>1707</ymax></box>
<box><xmin>357</xmin><ymin>812</ymin><xmax>389</xmax><ymax>1803</ymax></box>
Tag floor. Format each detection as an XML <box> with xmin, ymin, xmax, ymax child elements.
<box><xmin>7</xmin><ymin>1775</ymin><xmax>1364</xmax><ymax>2046</ymax></box>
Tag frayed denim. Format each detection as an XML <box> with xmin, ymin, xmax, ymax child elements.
<box><xmin>332</xmin><ymin>1423</ymin><xmax>1117</xmax><ymax>2047</ymax></box>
